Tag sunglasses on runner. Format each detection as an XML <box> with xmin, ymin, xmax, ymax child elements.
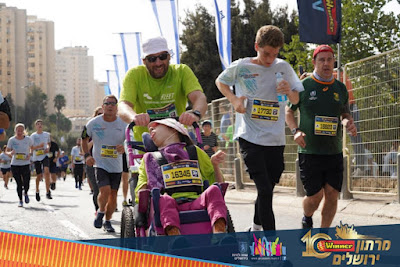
<box><xmin>146</xmin><ymin>52</ymin><xmax>169</xmax><ymax>63</ymax></box>
<box><xmin>103</xmin><ymin>102</ymin><xmax>117</xmax><ymax>106</ymax></box>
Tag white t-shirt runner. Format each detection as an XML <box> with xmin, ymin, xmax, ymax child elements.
<box><xmin>30</xmin><ymin>131</ymin><xmax>50</xmax><ymax>161</ymax></box>
<box><xmin>85</xmin><ymin>115</ymin><xmax>127</xmax><ymax>173</ymax></box>
<box><xmin>7</xmin><ymin>136</ymin><xmax>33</xmax><ymax>166</ymax></box>
<box><xmin>217</xmin><ymin>57</ymin><xmax>304</xmax><ymax>146</ymax></box>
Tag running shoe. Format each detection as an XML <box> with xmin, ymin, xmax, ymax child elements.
<box><xmin>89</xmin><ymin>190</ymin><xmax>94</xmax><ymax>195</ymax></box>
<box><xmin>4</xmin><ymin>185</ymin><xmax>8</xmax><ymax>189</ymax></box>
<box><xmin>18</xmin><ymin>201</ymin><xmax>23</xmax><ymax>207</ymax></box>
<box><xmin>36</xmin><ymin>192</ymin><xmax>41</xmax><ymax>202</ymax></box>
<box><xmin>24</xmin><ymin>194</ymin><xmax>30</xmax><ymax>204</ymax></box>
<box><xmin>103</xmin><ymin>221</ymin><xmax>115</xmax><ymax>233</ymax></box>
<box><xmin>94</xmin><ymin>212</ymin><xmax>105</xmax><ymax>228</ymax></box>
<box><xmin>122</xmin><ymin>200</ymin><xmax>128</xmax><ymax>207</ymax></box>
<box><xmin>79</xmin><ymin>185</ymin><xmax>82</xmax><ymax>190</ymax></box>
<box><xmin>46</xmin><ymin>191</ymin><xmax>53</xmax><ymax>199</ymax></box>
<box><xmin>75</xmin><ymin>183</ymin><xmax>78</xmax><ymax>188</ymax></box>
<box><xmin>63</xmin><ymin>176</ymin><xmax>66</xmax><ymax>181</ymax></box>
<box><xmin>50</xmin><ymin>183</ymin><xmax>56</xmax><ymax>190</ymax></box>
<box><xmin>302</xmin><ymin>216</ymin><xmax>313</xmax><ymax>229</ymax></box>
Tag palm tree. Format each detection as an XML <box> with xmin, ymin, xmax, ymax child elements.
<box><xmin>54</xmin><ymin>94</ymin><xmax>66</xmax><ymax>114</ymax></box>
<box><xmin>54</xmin><ymin>94</ymin><xmax>66</xmax><ymax>134</ymax></box>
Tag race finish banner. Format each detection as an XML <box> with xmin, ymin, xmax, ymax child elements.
<box><xmin>297</xmin><ymin>0</ymin><xmax>342</xmax><ymax>44</ymax></box>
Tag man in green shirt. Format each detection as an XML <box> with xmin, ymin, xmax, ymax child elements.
<box><xmin>286</xmin><ymin>45</ymin><xmax>357</xmax><ymax>229</ymax></box>
<box><xmin>118</xmin><ymin>36</ymin><xmax>207</xmax><ymax>141</ymax></box>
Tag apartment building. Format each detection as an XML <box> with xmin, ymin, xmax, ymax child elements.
<box><xmin>27</xmin><ymin>15</ymin><xmax>55</xmax><ymax>113</ymax></box>
<box><xmin>0</xmin><ymin>3</ymin><xmax>27</xmax><ymax>107</ymax></box>
<box><xmin>55</xmin><ymin>46</ymin><xmax>95</xmax><ymax>117</ymax></box>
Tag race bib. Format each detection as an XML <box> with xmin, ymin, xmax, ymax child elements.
<box><xmin>100</xmin><ymin>145</ymin><xmax>118</xmax><ymax>158</ymax></box>
<box><xmin>251</xmin><ymin>99</ymin><xmax>280</xmax><ymax>121</ymax></box>
<box><xmin>314</xmin><ymin>116</ymin><xmax>339</xmax><ymax>136</ymax></box>
<box><xmin>15</xmin><ymin>153</ymin><xmax>26</xmax><ymax>160</ymax></box>
<box><xmin>146</xmin><ymin>103</ymin><xmax>177</xmax><ymax>119</ymax></box>
<box><xmin>75</xmin><ymin>156</ymin><xmax>82</xmax><ymax>162</ymax></box>
<box><xmin>161</xmin><ymin>160</ymin><xmax>202</xmax><ymax>189</ymax></box>
<box><xmin>36</xmin><ymin>149</ymin><xmax>44</xmax><ymax>156</ymax></box>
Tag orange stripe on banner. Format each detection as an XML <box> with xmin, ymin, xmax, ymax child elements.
<box><xmin>0</xmin><ymin>232</ymin><xmax>5</xmax><ymax>259</ymax></box>
<box><xmin>72</xmin><ymin>243</ymin><xmax>81</xmax><ymax>267</ymax></box>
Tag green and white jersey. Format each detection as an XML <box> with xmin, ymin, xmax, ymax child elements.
<box><xmin>121</xmin><ymin>64</ymin><xmax>202</xmax><ymax>141</ymax></box>
<box><xmin>289</xmin><ymin>75</ymin><xmax>349</xmax><ymax>155</ymax></box>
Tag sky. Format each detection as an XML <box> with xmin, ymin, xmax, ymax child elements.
<box><xmin>2</xmin><ymin>0</ymin><xmax>399</xmax><ymax>82</ymax></box>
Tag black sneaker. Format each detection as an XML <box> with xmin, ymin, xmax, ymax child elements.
<box><xmin>36</xmin><ymin>192</ymin><xmax>41</xmax><ymax>202</ymax></box>
<box><xmin>63</xmin><ymin>176</ymin><xmax>66</xmax><ymax>181</ymax></box>
<box><xmin>50</xmin><ymin>183</ymin><xmax>56</xmax><ymax>190</ymax></box>
<box><xmin>302</xmin><ymin>216</ymin><xmax>313</xmax><ymax>229</ymax></box>
<box><xmin>94</xmin><ymin>212</ymin><xmax>105</xmax><ymax>228</ymax></box>
<box><xmin>103</xmin><ymin>221</ymin><xmax>115</xmax><ymax>233</ymax></box>
<box><xmin>46</xmin><ymin>192</ymin><xmax>53</xmax><ymax>199</ymax></box>
<box><xmin>24</xmin><ymin>194</ymin><xmax>30</xmax><ymax>204</ymax></box>
<box><xmin>18</xmin><ymin>201</ymin><xmax>23</xmax><ymax>207</ymax></box>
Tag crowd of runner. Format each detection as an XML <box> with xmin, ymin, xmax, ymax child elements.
<box><xmin>0</xmin><ymin>24</ymin><xmax>360</xmax><ymax>234</ymax></box>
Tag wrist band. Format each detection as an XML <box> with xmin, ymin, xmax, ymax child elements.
<box><xmin>0</xmin><ymin>129</ymin><xmax>4</xmax><ymax>134</ymax></box>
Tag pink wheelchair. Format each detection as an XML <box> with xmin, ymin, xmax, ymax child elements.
<box><xmin>120</xmin><ymin>120</ymin><xmax>235</xmax><ymax>238</ymax></box>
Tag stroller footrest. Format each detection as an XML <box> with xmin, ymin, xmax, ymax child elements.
<box><xmin>179</xmin><ymin>210</ymin><xmax>210</xmax><ymax>224</ymax></box>
<box><xmin>138</xmin><ymin>189</ymin><xmax>150</xmax><ymax>213</ymax></box>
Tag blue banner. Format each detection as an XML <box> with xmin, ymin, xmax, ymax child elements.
<box><xmin>85</xmin><ymin>223</ymin><xmax>400</xmax><ymax>266</ymax></box>
<box><xmin>297</xmin><ymin>0</ymin><xmax>342</xmax><ymax>44</ymax></box>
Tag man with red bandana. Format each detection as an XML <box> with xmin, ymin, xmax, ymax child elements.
<box><xmin>286</xmin><ymin>45</ymin><xmax>357</xmax><ymax>229</ymax></box>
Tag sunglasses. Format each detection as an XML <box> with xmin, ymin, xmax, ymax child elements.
<box><xmin>146</xmin><ymin>52</ymin><xmax>169</xmax><ymax>63</ymax></box>
<box><xmin>103</xmin><ymin>102</ymin><xmax>117</xmax><ymax>106</ymax></box>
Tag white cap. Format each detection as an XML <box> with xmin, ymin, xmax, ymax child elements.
<box><xmin>142</xmin><ymin>36</ymin><xmax>173</xmax><ymax>59</ymax></box>
<box><xmin>148</xmin><ymin>118</ymin><xmax>190</xmax><ymax>138</ymax></box>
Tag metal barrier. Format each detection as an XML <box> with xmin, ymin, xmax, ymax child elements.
<box><xmin>344</xmin><ymin>48</ymin><xmax>400</xmax><ymax>195</ymax></box>
<box><xmin>203</xmin><ymin>48</ymin><xmax>399</xmax><ymax>198</ymax></box>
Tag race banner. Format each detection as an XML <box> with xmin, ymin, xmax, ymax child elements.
<box><xmin>297</xmin><ymin>0</ymin><xmax>342</xmax><ymax>44</ymax></box>
<box><xmin>1</xmin><ymin>223</ymin><xmax>400</xmax><ymax>266</ymax></box>
<box><xmin>106</xmin><ymin>70</ymin><xmax>119</xmax><ymax>99</ymax></box>
<box><xmin>213</xmin><ymin>0</ymin><xmax>231</xmax><ymax>70</ymax></box>
<box><xmin>150</xmin><ymin>0</ymin><xmax>180</xmax><ymax>64</ymax></box>
<box><xmin>112</xmin><ymin>54</ymin><xmax>125</xmax><ymax>97</ymax></box>
<box><xmin>119</xmin><ymin>32</ymin><xmax>143</xmax><ymax>71</ymax></box>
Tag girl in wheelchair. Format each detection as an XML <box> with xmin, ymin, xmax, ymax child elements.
<box><xmin>135</xmin><ymin>118</ymin><xmax>227</xmax><ymax>235</ymax></box>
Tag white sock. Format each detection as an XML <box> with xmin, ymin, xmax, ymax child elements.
<box><xmin>251</xmin><ymin>223</ymin><xmax>262</xmax><ymax>231</ymax></box>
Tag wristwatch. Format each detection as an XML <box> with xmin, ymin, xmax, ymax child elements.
<box><xmin>191</xmin><ymin>110</ymin><xmax>202</xmax><ymax>120</ymax></box>
<box><xmin>291</xmin><ymin>128</ymin><xmax>300</xmax><ymax>135</ymax></box>
<box><xmin>84</xmin><ymin>153</ymin><xmax>91</xmax><ymax>159</ymax></box>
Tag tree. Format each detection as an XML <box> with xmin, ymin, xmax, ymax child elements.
<box><xmin>340</xmin><ymin>0</ymin><xmax>400</xmax><ymax>64</ymax></box>
<box><xmin>180</xmin><ymin>0</ymin><xmax>299</xmax><ymax>103</ymax></box>
<box><xmin>24</xmin><ymin>86</ymin><xmax>48</xmax><ymax>128</ymax></box>
<box><xmin>181</xmin><ymin>5</ymin><xmax>223</xmax><ymax>102</ymax></box>
<box><xmin>54</xmin><ymin>94</ymin><xmax>66</xmax><ymax>115</ymax></box>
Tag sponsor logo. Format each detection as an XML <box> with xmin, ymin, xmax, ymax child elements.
<box><xmin>309</xmin><ymin>90</ymin><xmax>318</xmax><ymax>100</ymax></box>
<box><xmin>302</xmin><ymin>222</ymin><xmax>391</xmax><ymax>265</ymax></box>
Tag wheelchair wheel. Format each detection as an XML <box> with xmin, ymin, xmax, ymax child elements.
<box><xmin>121</xmin><ymin>206</ymin><xmax>135</xmax><ymax>238</ymax></box>
<box><xmin>226</xmin><ymin>209</ymin><xmax>235</xmax><ymax>233</ymax></box>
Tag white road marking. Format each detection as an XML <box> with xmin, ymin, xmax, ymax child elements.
<box><xmin>59</xmin><ymin>220</ymin><xmax>90</xmax><ymax>239</ymax></box>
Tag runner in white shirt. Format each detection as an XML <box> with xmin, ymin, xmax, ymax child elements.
<box><xmin>0</xmin><ymin>145</ymin><xmax>12</xmax><ymax>189</ymax></box>
<box><xmin>6</xmin><ymin>123</ymin><xmax>33</xmax><ymax>207</ymax></box>
<box><xmin>30</xmin><ymin>119</ymin><xmax>52</xmax><ymax>201</ymax></box>
<box><xmin>82</xmin><ymin>95</ymin><xmax>127</xmax><ymax>233</ymax></box>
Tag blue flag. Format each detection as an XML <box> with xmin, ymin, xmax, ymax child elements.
<box><xmin>297</xmin><ymin>0</ymin><xmax>342</xmax><ymax>44</ymax></box>
<box><xmin>213</xmin><ymin>0</ymin><xmax>231</xmax><ymax>70</ymax></box>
